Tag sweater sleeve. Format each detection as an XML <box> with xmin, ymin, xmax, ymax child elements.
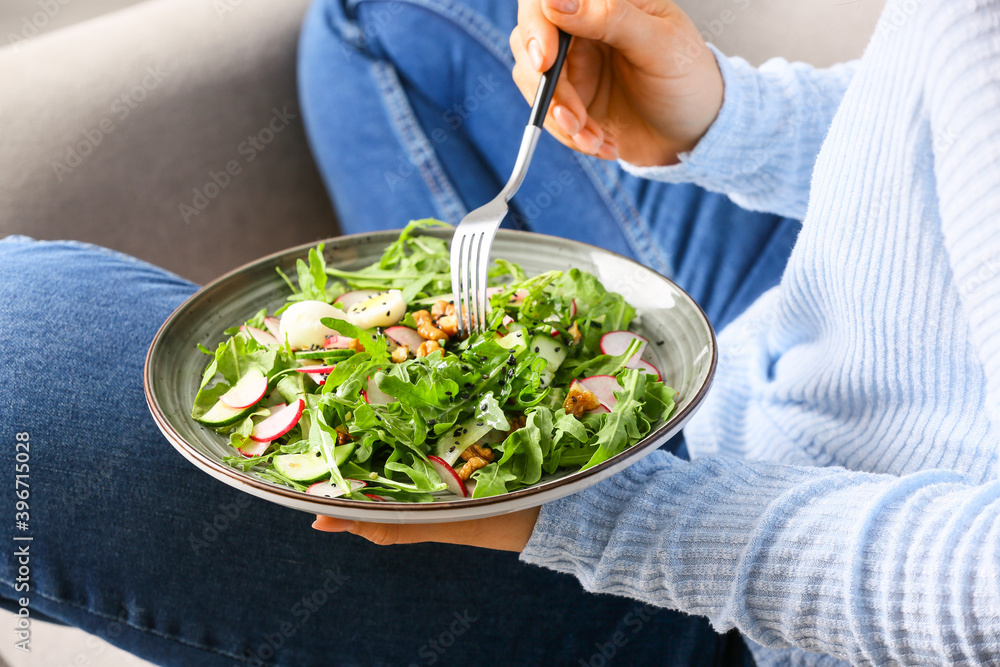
<box><xmin>927</xmin><ymin>0</ymin><xmax>1000</xmax><ymax>433</ymax></box>
<box><xmin>520</xmin><ymin>451</ymin><xmax>1000</xmax><ymax>665</ymax></box>
<box><xmin>619</xmin><ymin>46</ymin><xmax>857</xmax><ymax>221</ymax></box>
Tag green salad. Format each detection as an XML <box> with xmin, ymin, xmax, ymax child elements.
<box><xmin>191</xmin><ymin>220</ymin><xmax>676</xmax><ymax>502</ymax></box>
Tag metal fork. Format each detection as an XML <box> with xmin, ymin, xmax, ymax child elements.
<box><xmin>450</xmin><ymin>29</ymin><xmax>572</xmax><ymax>335</ymax></box>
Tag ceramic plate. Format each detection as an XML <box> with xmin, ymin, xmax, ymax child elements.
<box><xmin>145</xmin><ymin>228</ymin><xmax>716</xmax><ymax>523</ymax></box>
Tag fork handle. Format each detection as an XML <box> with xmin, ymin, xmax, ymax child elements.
<box><xmin>501</xmin><ymin>30</ymin><xmax>572</xmax><ymax>201</ymax></box>
<box><xmin>527</xmin><ymin>30</ymin><xmax>572</xmax><ymax>129</ymax></box>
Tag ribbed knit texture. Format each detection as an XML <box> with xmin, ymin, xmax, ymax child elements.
<box><xmin>519</xmin><ymin>1</ymin><xmax>1000</xmax><ymax>665</ymax></box>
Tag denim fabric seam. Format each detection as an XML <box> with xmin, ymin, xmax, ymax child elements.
<box><xmin>0</xmin><ymin>578</ymin><xmax>259</xmax><ymax>664</ymax></box>
<box><xmin>573</xmin><ymin>157</ymin><xmax>673</xmax><ymax>276</ymax></box>
<box><xmin>371</xmin><ymin>59</ymin><xmax>469</xmax><ymax>224</ymax></box>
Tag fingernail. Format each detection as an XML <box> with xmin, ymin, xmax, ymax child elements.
<box><xmin>545</xmin><ymin>0</ymin><xmax>579</xmax><ymax>13</ymax></box>
<box><xmin>312</xmin><ymin>517</ymin><xmax>355</xmax><ymax>532</ymax></box>
<box><xmin>527</xmin><ymin>38</ymin><xmax>543</xmax><ymax>72</ymax></box>
<box><xmin>574</xmin><ymin>128</ymin><xmax>602</xmax><ymax>154</ymax></box>
<box><xmin>553</xmin><ymin>105</ymin><xmax>581</xmax><ymax>135</ymax></box>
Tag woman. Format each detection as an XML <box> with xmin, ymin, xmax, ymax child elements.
<box><xmin>2</xmin><ymin>0</ymin><xmax>997</xmax><ymax>665</ymax></box>
<box><xmin>306</xmin><ymin>0</ymin><xmax>1000</xmax><ymax>664</ymax></box>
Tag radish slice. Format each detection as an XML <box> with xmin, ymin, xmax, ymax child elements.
<box><xmin>363</xmin><ymin>493</ymin><xmax>389</xmax><ymax>502</ymax></box>
<box><xmin>384</xmin><ymin>326</ymin><xmax>424</xmax><ymax>350</ymax></box>
<box><xmin>635</xmin><ymin>359</ymin><xmax>661</xmax><ymax>381</ymax></box>
<box><xmin>219</xmin><ymin>368</ymin><xmax>268</xmax><ymax>409</ymax></box>
<box><xmin>428</xmin><ymin>455</ymin><xmax>469</xmax><ymax>497</ymax></box>
<box><xmin>238</xmin><ymin>403</ymin><xmax>285</xmax><ymax>455</ymax></box>
<box><xmin>263</xmin><ymin>316</ymin><xmax>281</xmax><ymax>340</ymax></box>
<box><xmin>323</xmin><ymin>335</ymin><xmax>356</xmax><ymax>349</ymax></box>
<box><xmin>334</xmin><ymin>290</ymin><xmax>381</xmax><ymax>311</ymax></box>
<box><xmin>240</xmin><ymin>325</ymin><xmax>280</xmax><ymax>347</ymax></box>
<box><xmin>237</xmin><ymin>439</ymin><xmax>270</xmax><ymax>458</ymax></box>
<box><xmin>600</xmin><ymin>331</ymin><xmax>648</xmax><ymax>369</ymax></box>
<box><xmin>570</xmin><ymin>299</ymin><xmax>577</xmax><ymax>318</ymax></box>
<box><xmin>365</xmin><ymin>376</ymin><xmax>396</xmax><ymax>405</ymax></box>
<box><xmin>307</xmin><ymin>479</ymin><xmax>367</xmax><ymax>498</ymax></box>
<box><xmin>569</xmin><ymin>376</ymin><xmax>613</xmax><ymax>414</ymax></box>
<box><xmin>578</xmin><ymin>375</ymin><xmax>622</xmax><ymax>411</ymax></box>
<box><xmin>250</xmin><ymin>398</ymin><xmax>304</xmax><ymax>442</ymax></box>
<box><xmin>295</xmin><ymin>365</ymin><xmax>336</xmax><ymax>374</ymax></box>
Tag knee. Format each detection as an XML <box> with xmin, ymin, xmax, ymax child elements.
<box><xmin>304</xmin><ymin>0</ymin><xmax>516</xmax><ymax>62</ymax></box>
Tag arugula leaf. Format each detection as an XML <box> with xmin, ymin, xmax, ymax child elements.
<box><xmin>565</xmin><ymin>337</ymin><xmax>642</xmax><ymax>378</ymax></box>
<box><xmin>470</xmin><ymin>462</ymin><xmax>518</xmax><ymax>498</ymax></box>
<box><xmin>385</xmin><ymin>453</ymin><xmax>441</xmax><ymax>491</ymax></box>
<box><xmin>581</xmin><ymin>370</ymin><xmax>650</xmax><ymax>470</ymax></box>
<box><xmin>312</xmin><ymin>408</ymin><xmax>349</xmax><ymax>494</ymax></box>
<box><xmin>191</xmin><ymin>382</ymin><xmax>231</xmax><ymax>421</ymax></box>
<box><xmin>320</xmin><ymin>317</ymin><xmax>389</xmax><ymax>361</ymax></box>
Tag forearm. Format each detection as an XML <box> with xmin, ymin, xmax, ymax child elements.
<box><xmin>520</xmin><ymin>450</ymin><xmax>1000</xmax><ymax>664</ymax></box>
<box><xmin>621</xmin><ymin>48</ymin><xmax>857</xmax><ymax>221</ymax></box>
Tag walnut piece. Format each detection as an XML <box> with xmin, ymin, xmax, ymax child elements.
<box><xmin>391</xmin><ymin>345</ymin><xmax>410</xmax><ymax>363</ymax></box>
<box><xmin>413</xmin><ymin>310</ymin><xmax>448</xmax><ymax>341</ymax></box>
<box><xmin>416</xmin><ymin>339</ymin><xmax>442</xmax><ymax>357</ymax></box>
<box><xmin>459</xmin><ymin>443</ymin><xmax>494</xmax><ymax>463</ymax></box>
<box><xmin>567</xmin><ymin>322</ymin><xmax>583</xmax><ymax>345</ymax></box>
<box><xmin>431</xmin><ymin>299</ymin><xmax>455</xmax><ymax>319</ymax></box>
<box><xmin>437</xmin><ymin>315</ymin><xmax>458</xmax><ymax>337</ymax></box>
<box><xmin>457</xmin><ymin>456</ymin><xmax>488</xmax><ymax>480</ymax></box>
<box><xmin>334</xmin><ymin>427</ymin><xmax>353</xmax><ymax>446</ymax></box>
<box><xmin>563</xmin><ymin>383</ymin><xmax>601</xmax><ymax>418</ymax></box>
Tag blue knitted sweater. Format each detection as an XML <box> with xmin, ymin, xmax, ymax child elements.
<box><xmin>520</xmin><ymin>0</ymin><xmax>1000</xmax><ymax>664</ymax></box>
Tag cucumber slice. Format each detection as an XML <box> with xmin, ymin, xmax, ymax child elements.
<box><xmin>497</xmin><ymin>328</ymin><xmax>528</xmax><ymax>350</ymax></box>
<box><xmin>529</xmin><ymin>334</ymin><xmax>568</xmax><ymax>388</ymax></box>
<box><xmin>295</xmin><ymin>349</ymin><xmax>354</xmax><ymax>360</ymax></box>
<box><xmin>274</xmin><ymin>452</ymin><xmax>329</xmax><ymax>483</ymax></box>
<box><xmin>434</xmin><ymin>417</ymin><xmax>495</xmax><ymax>466</ymax></box>
<box><xmin>196</xmin><ymin>400</ymin><xmax>254</xmax><ymax>427</ymax></box>
<box><xmin>273</xmin><ymin>444</ymin><xmax>354</xmax><ymax>483</ymax></box>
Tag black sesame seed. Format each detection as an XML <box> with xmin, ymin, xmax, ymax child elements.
<box><xmin>534</xmin><ymin>346</ymin><xmax>540</xmax><ymax>353</ymax></box>
<box><xmin>464</xmin><ymin>382</ymin><xmax>473</xmax><ymax>388</ymax></box>
<box><xmin>554</xmin><ymin>346</ymin><xmax>561</xmax><ymax>352</ymax></box>
<box><xmin>656</xmin><ymin>341</ymin><xmax>665</xmax><ymax>346</ymax></box>
<box><xmin>476</xmin><ymin>422</ymin><xmax>484</xmax><ymax>427</ymax></box>
<box><xmin>461</xmin><ymin>392</ymin><xmax>470</xmax><ymax>400</ymax></box>
<box><xmin>386</xmin><ymin>310</ymin><xmax>391</xmax><ymax>317</ymax></box>
<box><xmin>445</xmin><ymin>391</ymin><xmax>453</xmax><ymax>396</ymax></box>
<box><xmin>428</xmin><ymin>419</ymin><xmax>437</xmax><ymax>426</ymax></box>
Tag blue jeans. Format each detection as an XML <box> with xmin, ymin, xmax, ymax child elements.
<box><xmin>0</xmin><ymin>0</ymin><xmax>799</xmax><ymax>665</ymax></box>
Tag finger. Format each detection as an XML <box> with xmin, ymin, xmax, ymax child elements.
<box><xmin>539</xmin><ymin>0</ymin><xmax>669</xmax><ymax>70</ymax></box>
<box><xmin>511</xmin><ymin>30</ymin><xmax>605</xmax><ymax>154</ymax></box>
<box><xmin>313</xmin><ymin>508</ymin><xmax>540</xmax><ymax>552</ymax></box>
<box><xmin>517</xmin><ymin>0</ymin><xmax>560</xmax><ymax>71</ymax></box>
